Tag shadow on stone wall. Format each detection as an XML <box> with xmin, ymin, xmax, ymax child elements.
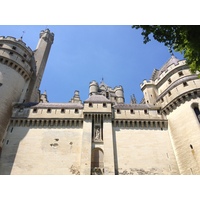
<box><xmin>0</xmin><ymin>127</ymin><xmax>29</xmax><ymax>175</ymax></box>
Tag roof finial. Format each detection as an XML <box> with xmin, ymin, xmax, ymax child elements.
<box><xmin>20</xmin><ymin>31</ymin><xmax>25</xmax><ymax>40</ymax></box>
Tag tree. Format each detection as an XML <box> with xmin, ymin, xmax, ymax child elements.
<box><xmin>132</xmin><ymin>25</ymin><xmax>200</xmax><ymax>74</ymax></box>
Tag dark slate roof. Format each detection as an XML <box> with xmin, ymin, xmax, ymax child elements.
<box><xmin>84</xmin><ymin>95</ymin><xmax>111</xmax><ymax>103</ymax></box>
<box><xmin>113</xmin><ymin>104</ymin><xmax>160</xmax><ymax>110</ymax></box>
<box><xmin>14</xmin><ymin>102</ymin><xmax>83</xmax><ymax>109</ymax></box>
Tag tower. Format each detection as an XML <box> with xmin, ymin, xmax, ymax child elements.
<box><xmin>0</xmin><ymin>29</ymin><xmax>54</xmax><ymax>156</ymax></box>
<box><xmin>27</xmin><ymin>29</ymin><xmax>54</xmax><ymax>102</ymax></box>
<box><xmin>141</xmin><ymin>55</ymin><xmax>200</xmax><ymax>174</ymax></box>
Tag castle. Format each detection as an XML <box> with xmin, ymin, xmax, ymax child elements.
<box><xmin>0</xmin><ymin>29</ymin><xmax>200</xmax><ymax>175</ymax></box>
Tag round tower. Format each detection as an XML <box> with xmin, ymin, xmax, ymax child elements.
<box><xmin>148</xmin><ymin>56</ymin><xmax>200</xmax><ymax>174</ymax></box>
<box><xmin>0</xmin><ymin>36</ymin><xmax>36</xmax><ymax>143</ymax></box>
<box><xmin>89</xmin><ymin>80</ymin><xmax>98</xmax><ymax>96</ymax></box>
<box><xmin>114</xmin><ymin>86</ymin><xmax>124</xmax><ymax>103</ymax></box>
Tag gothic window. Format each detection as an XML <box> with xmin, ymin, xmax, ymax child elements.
<box><xmin>12</xmin><ymin>46</ymin><xmax>16</xmax><ymax>50</ymax></box>
<box><xmin>168</xmin><ymin>91</ymin><xmax>172</xmax><ymax>96</ymax></box>
<box><xmin>168</xmin><ymin>78</ymin><xmax>172</xmax><ymax>84</ymax></box>
<box><xmin>117</xmin><ymin>109</ymin><xmax>120</xmax><ymax>114</ymax></box>
<box><xmin>144</xmin><ymin>109</ymin><xmax>148</xmax><ymax>114</ymax></box>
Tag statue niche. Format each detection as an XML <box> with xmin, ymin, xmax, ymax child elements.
<box><xmin>93</xmin><ymin>126</ymin><xmax>102</xmax><ymax>142</ymax></box>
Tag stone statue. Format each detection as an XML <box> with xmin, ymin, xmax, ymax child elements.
<box><xmin>95</xmin><ymin>127</ymin><xmax>100</xmax><ymax>140</ymax></box>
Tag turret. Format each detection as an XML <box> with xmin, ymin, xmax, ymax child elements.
<box><xmin>0</xmin><ymin>35</ymin><xmax>35</xmax><ymax>145</ymax></box>
<box><xmin>28</xmin><ymin>29</ymin><xmax>54</xmax><ymax>102</ymax></box>
<box><xmin>69</xmin><ymin>90</ymin><xmax>82</xmax><ymax>103</ymax></box>
<box><xmin>40</xmin><ymin>90</ymin><xmax>49</xmax><ymax>103</ymax></box>
<box><xmin>114</xmin><ymin>86</ymin><xmax>124</xmax><ymax>104</ymax></box>
<box><xmin>89</xmin><ymin>81</ymin><xmax>98</xmax><ymax>96</ymax></box>
<box><xmin>140</xmin><ymin>80</ymin><xmax>158</xmax><ymax>105</ymax></box>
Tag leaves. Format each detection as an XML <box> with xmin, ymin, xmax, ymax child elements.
<box><xmin>132</xmin><ymin>25</ymin><xmax>200</xmax><ymax>74</ymax></box>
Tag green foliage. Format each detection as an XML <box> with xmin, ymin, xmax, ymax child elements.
<box><xmin>132</xmin><ymin>25</ymin><xmax>200</xmax><ymax>74</ymax></box>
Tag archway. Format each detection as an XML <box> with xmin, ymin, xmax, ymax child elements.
<box><xmin>91</xmin><ymin>148</ymin><xmax>104</xmax><ymax>175</ymax></box>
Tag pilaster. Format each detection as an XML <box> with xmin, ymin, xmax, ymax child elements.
<box><xmin>80</xmin><ymin>119</ymin><xmax>92</xmax><ymax>175</ymax></box>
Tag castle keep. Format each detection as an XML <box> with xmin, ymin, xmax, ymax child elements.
<box><xmin>0</xmin><ymin>29</ymin><xmax>200</xmax><ymax>175</ymax></box>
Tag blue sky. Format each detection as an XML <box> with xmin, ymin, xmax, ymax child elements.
<box><xmin>0</xmin><ymin>25</ymin><xmax>184</xmax><ymax>103</ymax></box>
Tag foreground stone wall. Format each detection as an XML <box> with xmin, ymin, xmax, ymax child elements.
<box><xmin>114</xmin><ymin>127</ymin><xmax>179</xmax><ymax>175</ymax></box>
<box><xmin>0</xmin><ymin>127</ymin><xmax>82</xmax><ymax>175</ymax></box>
<box><xmin>167</xmin><ymin>98</ymin><xmax>200</xmax><ymax>175</ymax></box>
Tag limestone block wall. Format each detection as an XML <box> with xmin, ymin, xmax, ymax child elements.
<box><xmin>0</xmin><ymin>65</ymin><xmax>28</xmax><ymax>143</ymax></box>
<box><xmin>159</xmin><ymin>77</ymin><xmax>200</xmax><ymax>107</ymax></box>
<box><xmin>0</xmin><ymin>126</ymin><xmax>82</xmax><ymax>175</ymax></box>
<box><xmin>113</xmin><ymin>127</ymin><xmax>179</xmax><ymax>175</ymax></box>
<box><xmin>167</xmin><ymin>98</ymin><xmax>200</xmax><ymax>175</ymax></box>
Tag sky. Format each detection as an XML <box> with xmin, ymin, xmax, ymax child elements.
<box><xmin>0</xmin><ymin>25</ymin><xmax>184</xmax><ymax>104</ymax></box>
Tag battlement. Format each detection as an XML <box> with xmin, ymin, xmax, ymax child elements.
<box><xmin>154</xmin><ymin>60</ymin><xmax>186</xmax><ymax>84</ymax></box>
<box><xmin>12</xmin><ymin>102</ymin><xmax>84</xmax><ymax>119</ymax></box>
<box><xmin>0</xmin><ymin>36</ymin><xmax>33</xmax><ymax>55</ymax></box>
<box><xmin>39</xmin><ymin>29</ymin><xmax>54</xmax><ymax>44</ymax></box>
<box><xmin>140</xmin><ymin>80</ymin><xmax>155</xmax><ymax>89</ymax></box>
<box><xmin>113</xmin><ymin>85</ymin><xmax>123</xmax><ymax>91</ymax></box>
